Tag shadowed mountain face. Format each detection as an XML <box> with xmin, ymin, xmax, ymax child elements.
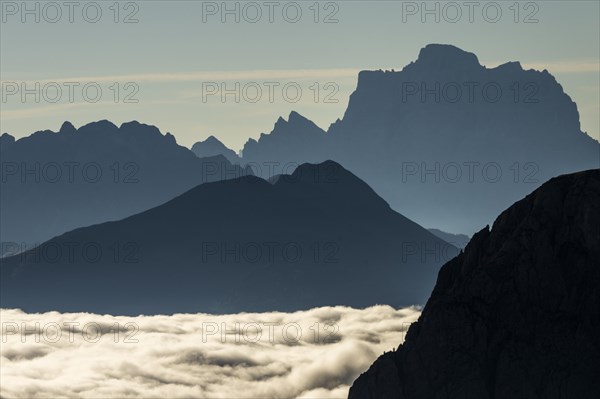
<box><xmin>0</xmin><ymin>121</ymin><xmax>249</xmax><ymax>254</ymax></box>
<box><xmin>0</xmin><ymin>161</ymin><xmax>457</xmax><ymax>315</ymax></box>
<box><xmin>348</xmin><ymin>169</ymin><xmax>600</xmax><ymax>399</ymax></box>
<box><xmin>200</xmin><ymin>44</ymin><xmax>599</xmax><ymax>234</ymax></box>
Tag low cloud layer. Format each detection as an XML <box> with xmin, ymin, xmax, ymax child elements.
<box><xmin>0</xmin><ymin>305</ymin><xmax>420</xmax><ymax>399</ymax></box>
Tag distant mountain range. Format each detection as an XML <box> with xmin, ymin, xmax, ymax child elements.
<box><xmin>0</xmin><ymin>121</ymin><xmax>250</xmax><ymax>253</ymax></box>
<box><xmin>349</xmin><ymin>169</ymin><xmax>600</xmax><ymax>399</ymax></box>
<box><xmin>1</xmin><ymin>161</ymin><xmax>457</xmax><ymax>315</ymax></box>
<box><xmin>191</xmin><ymin>135</ymin><xmax>241</xmax><ymax>164</ymax></box>
<box><xmin>192</xmin><ymin>44</ymin><xmax>600</xmax><ymax>234</ymax></box>
<box><xmin>2</xmin><ymin>43</ymin><xmax>597</xmax><ymax>318</ymax></box>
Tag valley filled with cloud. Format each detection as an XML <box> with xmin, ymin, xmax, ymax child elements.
<box><xmin>1</xmin><ymin>305</ymin><xmax>420</xmax><ymax>398</ymax></box>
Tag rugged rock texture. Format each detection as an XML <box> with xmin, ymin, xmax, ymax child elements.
<box><xmin>349</xmin><ymin>169</ymin><xmax>600</xmax><ymax>399</ymax></box>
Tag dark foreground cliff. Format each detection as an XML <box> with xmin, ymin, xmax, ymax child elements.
<box><xmin>349</xmin><ymin>169</ymin><xmax>600</xmax><ymax>399</ymax></box>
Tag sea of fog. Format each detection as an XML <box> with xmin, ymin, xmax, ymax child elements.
<box><xmin>0</xmin><ymin>305</ymin><xmax>420</xmax><ymax>398</ymax></box>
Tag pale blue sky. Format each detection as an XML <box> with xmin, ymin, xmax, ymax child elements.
<box><xmin>1</xmin><ymin>0</ymin><xmax>598</xmax><ymax>151</ymax></box>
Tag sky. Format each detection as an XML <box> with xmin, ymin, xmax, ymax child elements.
<box><xmin>1</xmin><ymin>0</ymin><xmax>599</xmax><ymax>152</ymax></box>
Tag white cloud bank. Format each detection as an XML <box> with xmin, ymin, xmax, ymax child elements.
<box><xmin>0</xmin><ymin>305</ymin><xmax>420</xmax><ymax>399</ymax></box>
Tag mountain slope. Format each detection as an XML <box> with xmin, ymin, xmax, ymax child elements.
<box><xmin>1</xmin><ymin>161</ymin><xmax>457</xmax><ymax>315</ymax></box>
<box><xmin>0</xmin><ymin>120</ymin><xmax>249</xmax><ymax>252</ymax></box>
<box><xmin>427</xmin><ymin>229</ymin><xmax>470</xmax><ymax>249</ymax></box>
<box><xmin>348</xmin><ymin>169</ymin><xmax>600</xmax><ymax>399</ymax></box>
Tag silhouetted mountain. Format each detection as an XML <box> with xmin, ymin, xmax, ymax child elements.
<box><xmin>427</xmin><ymin>229</ymin><xmax>469</xmax><ymax>249</ymax></box>
<box><xmin>349</xmin><ymin>169</ymin><xmax>600</xmax><ymax>399</ymax></box>
<box><xmin>234</xmin><ymin>44</ymin><xmax>599</xmax><ymax>234</ymax></box>
<box><xmin>0</xmin><ymin>120</ymin><xmax>249</xmax><ymax>254</ymax></box>
<box><xmin>0</xmin><ymin>132</ymin><xmax>15</xmax><ymax>148</ymax></box>
<box><xmin>242</xmin><ymin>111</ymin><xmax>329</xmax><ymax>169</ymax></box>
<box><xmin>1</xmin><ymin>161</ymin><xmax>457</xmax><ymax>315</ymax></box>
<box><xmin>191</xmin><ymin>135</ymin><xmax>241</xmax><ymax>164</ymax></box>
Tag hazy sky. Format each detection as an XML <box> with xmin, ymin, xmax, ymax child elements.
<box><xmin>1</xmin><ymin>0</ymin><xmax>599</xmax><ymax>151</ymax></box>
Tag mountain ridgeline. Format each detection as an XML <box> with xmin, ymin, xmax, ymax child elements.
<box><xmin>195</xmin><ymin>44</ymin><xmax>600</xmax><ymax>234</ymax></box>
<box><xmin>348</xmin><ymin>169</ymin><xmax>600</xmax><ymax>399</ymax></box>
<box><xmin>191</xmin><ymin>135</ymin><xmax>241</xmax><ymax>164</ymax></box>
<box><xmin>1</xmin><ymin>161</ymin><xmax>458</xmax><ymax>315</ymax></box>
<box><xmin>0</xmin><ymin>120</ymin><xmax>250</xmax><ymax>254</ymax></box>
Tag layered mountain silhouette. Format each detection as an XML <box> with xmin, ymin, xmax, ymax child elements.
<box><xmin>191</xmin><ymin>135</ymin><xmax>241</xmax><ymax>164</ymax></box>
<box><xmin>348</xmin><ymin>169</ymin><xmax>600</xmax><ymax>399</ymax></box>
<box><xmin>195</xmin><ymin>44</ymin><xmax>600</xmax><ymax>234</ymax></box>
<box><xmin>1</xmin><ymin>161</ymin><xmax>457</xmax><ymax>315</ymax></box>
<box><xmin>0</xmin><ymin>120</ymin><xmax>249</xmax><ymax>254</ymax></box>
<box><xmin>242</xmin><ymin>111</ymin><xmax>329</xmax><ymax>167</ymax></box>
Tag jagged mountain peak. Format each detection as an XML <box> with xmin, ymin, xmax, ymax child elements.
<box><xmin>79</xmin><ymin>119</ymin><xmax>119</xmax><ymax>134</ymax></box>
<box><xmin>0</xmin><ymin>132</ymin><xmax>15</xmax><ymax>148</ymax></box>
<box><xmin>272</xmin><ymin>111</ymin><xmax>324</xmax><ymax>133</ymax></box>
<box><xmin>1</xmin><ymin>120</ymin><xmax>249</xmax><ymax>246</ymax></box>
<box><xmin>191</xmin><ymin>134</ymin><xmax>240</xmax><ymax>164</ymax></box>
<box><xmin>165</xmin><ymin>132</ymin><xmax>177</xmax><ymax>144</ymax></box>
<box><xmin>414</xmin><ymin>43</ymin><xmax>481</xmax><ymax>69</ymax></box>
<box><xmin>288</xmin><ymin>110</ymin><xmax>311</xmax><ymax>124</ymax></box>
<box><xmin>493</xmin><ymin>60</ymin><xmax>524</xmax><ymax>73</ymax></box>
<box><xmin>58</xmin><ymin>121</ymin><xmax>77</xmax><ymax>135</ymax></box>
<box><xmin>203</xmin><ymin>135</ymin><xmax>223</xmax><ymax>144</ymax></box>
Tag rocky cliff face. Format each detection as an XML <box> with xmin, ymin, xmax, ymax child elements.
<box><xmin>349</xmin><ymin>169</ymin><xmax>600</xmax><ymax>399</ymax></box>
